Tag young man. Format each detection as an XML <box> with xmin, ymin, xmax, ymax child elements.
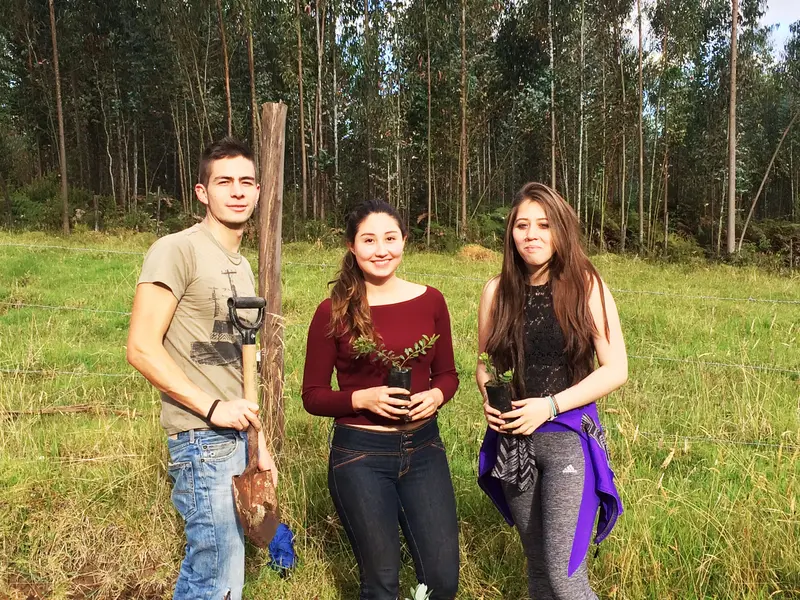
<box><xmin>127</xmin><ymin>137</ymin><xmax>278</xmax><ymax>600</ymax></box>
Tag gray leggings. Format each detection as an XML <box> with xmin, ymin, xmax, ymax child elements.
<box><xmin>501</xmin><ymin>431</ymin><xmax>597</xmax><ymax>600</ymax></box>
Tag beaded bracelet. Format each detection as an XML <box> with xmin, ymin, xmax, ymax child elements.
<box><xmin>546</xmin><ymin>395</ymin><xmax>558</xmax><ymax>421</ymax></box>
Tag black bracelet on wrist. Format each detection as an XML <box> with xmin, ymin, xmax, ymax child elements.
<box><xmin>206</xmin><ymin>399</ymin><xmax>221</xmax><ymax>422</ymax></box>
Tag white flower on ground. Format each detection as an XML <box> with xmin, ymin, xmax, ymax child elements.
<box><xmin>405</xmin><ymin>583</ymin><xmax>432</xmax><ymax>600</ymax></box>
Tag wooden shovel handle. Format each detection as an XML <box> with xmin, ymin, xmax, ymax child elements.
<box><xmin>242</xmin><ymin>343</ymin><xmax>260</xmax><ymax>475</ymax></box>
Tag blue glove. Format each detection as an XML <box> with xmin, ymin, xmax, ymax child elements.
<box><xmin>268</xmin><ymin>523</ymin><xmax>296</xmax><ymax>576</ymax></box>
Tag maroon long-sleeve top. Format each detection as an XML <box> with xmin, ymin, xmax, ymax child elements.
<box><xmin>301</xmin><ymin>286</ymin><xmax>459</xmax><ymax>427</ymax></box>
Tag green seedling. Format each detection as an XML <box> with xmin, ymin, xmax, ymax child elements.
<box><xmin>479</xmin><ymin>351</ymin><xmax>513</xmax><ymax>384</ymax></box>
<box><xmin>353</xmin><ymin>334</ymin><xmax>439</xmax><ymax>369</ymax></box>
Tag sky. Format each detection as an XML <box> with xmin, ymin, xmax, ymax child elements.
<box><xmin>762</xmin><ymin>0</ymin><xmax>798</xmax><ymax>56</ymax></box>
<box><xmin>627</xmin><ymin>0</ymin><xmax>798</xmax><ymax>60</ymax></box>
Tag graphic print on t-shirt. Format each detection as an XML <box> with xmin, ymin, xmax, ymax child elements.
<box><xmin>190</xmin><ymin>269</ymin><xmax>244</xmax><ymax>368</ymax></box>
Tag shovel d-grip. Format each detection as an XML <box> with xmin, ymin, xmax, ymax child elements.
<box><xmin>227</xmin><ymin>295</ymin><xmax>280</xmax><ymax>548</ymax></box>
<box><xmin>227</xmin><ymin>296</ymin><xmax>266</xmax><ymax>344</ymax></box>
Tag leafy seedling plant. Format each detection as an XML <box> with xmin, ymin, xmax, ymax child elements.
<box><xmin>479</xmin><ymin>351</ymin><xmax>513</xmax><ymax>384</ymax></box>
<box><xmin>353</xmin><ymin>334</ymin><xmax>440</xmax><ymax>369</ymax></box>
<box><xmin>353</xmin><ymin>334</ymin><xmax>439</xmax><ymax>422</ymax></box>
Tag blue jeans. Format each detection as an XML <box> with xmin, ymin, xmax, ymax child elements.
<box><xmin>166</xmin><ymin>428</ymin><xmax>247</xmax><ymax>600</ymax></box>
<box><xmin>328</xmin><ymin>418</ymin><xmax>460</xmax><ymax>600</ymax></box>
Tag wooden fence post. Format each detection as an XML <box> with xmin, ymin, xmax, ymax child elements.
<box><xmin>258</xmin><ymin>102</ymin><xmax>288</xmax><ymax>452</ymax></box>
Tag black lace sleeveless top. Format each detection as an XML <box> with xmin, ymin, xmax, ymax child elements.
<box><xmin>522</xmin><ymin>282</ymin><xmax>571</xmax><ymax>396</ymax></box>
<box><xmin>491</xmin><ymin>283</ymin><xmax>575</xmax><ymax>489</ymax></box>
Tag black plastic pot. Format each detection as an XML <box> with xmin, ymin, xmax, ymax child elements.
<box><xmin>484</xmin><ymin>381</ymin><xmax>513</xmax><ymax>414</ymax></box>
<box><xmin>387</xmin><ymin>366</ymin><xmax>412</xmax><ymax>423</ymax></box>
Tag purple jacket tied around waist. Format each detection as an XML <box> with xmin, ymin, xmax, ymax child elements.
<box><xmin>478</xmin><ymin>402</ymin><xmax>622</xmax><ymax>577</ymax></box>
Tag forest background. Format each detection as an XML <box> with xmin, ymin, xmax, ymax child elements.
<box><xmin>1</xmin><ymin>0</ymin><xmax>799</xmax><ymax>260</ymax></box>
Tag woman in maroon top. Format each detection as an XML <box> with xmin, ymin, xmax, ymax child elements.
<box><xmin>302</xmin><ymin>200</ymin><xmax>460</xmax><ymax>600</ymax></box>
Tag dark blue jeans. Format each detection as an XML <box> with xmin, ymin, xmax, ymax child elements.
<box><xmin>328</xmin><ymin>418</ymin><xmax>460</xmax><ymax>600</ymax></box>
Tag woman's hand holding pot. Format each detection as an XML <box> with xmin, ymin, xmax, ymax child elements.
<box><xmin>482</xmin><ymin>400</ymin><xmax>505</xmax><ymax>433</ymax></box>
<box><xmin>500</xmin><ymin>397</ymin><xmax>551</xmax><ymax>435</ymax></box>
<box><xmin>352</xmin><ymin>386</ymin><xmax>411</xmax><ymax>420</ymax></box>
<box><xmin>407</xmin><ymin>388</ymin><xmax>444</xmax><ymax>421</ymax></box>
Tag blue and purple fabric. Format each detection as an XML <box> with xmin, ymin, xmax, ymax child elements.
<box><xmin>268</xmin><ymin>523</ymin><xmax>296</xmax><ymax>576</ymax></box>
<box><xmin>478</xmin><ymin>402</ymin><xmax>622</xmax><ymax>577</ymax></box>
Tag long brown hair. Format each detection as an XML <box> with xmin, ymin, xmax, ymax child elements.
<box><xmin>485</xmin><ymin>182</ymin><xmax>609</xmax><ymax>394</ymax></box>
<box><xmin>328</xmin><ymin>200</ymin><xmax>408</xmax><ymax>340</ymax></box>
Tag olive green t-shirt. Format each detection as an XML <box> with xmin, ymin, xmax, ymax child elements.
<box><xmin>138</xmin><ymin>222</ymin><xmax>257</xmax><ymax>435</ymax></box>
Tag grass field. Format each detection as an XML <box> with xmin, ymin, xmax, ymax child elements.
<box><xmin>1</xmin><ymin>229</ymin><xmax>799</xmax><ymax>599</ymax></box>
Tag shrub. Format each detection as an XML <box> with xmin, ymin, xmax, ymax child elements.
<box><xmin>659</xmin><ymin>233</ymin><xmax>706</xmax><ymax>263</ymax></box>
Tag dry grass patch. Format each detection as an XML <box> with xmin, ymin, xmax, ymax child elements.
<box><xmin>457</xmin><ymin>244</ymin><xmax>499</xmax><ymax>262</ymax></box>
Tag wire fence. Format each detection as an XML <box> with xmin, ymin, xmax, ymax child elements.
<box><xmin>3</xmin><ymin>397</ymin><xmax>798</xmax><ymax>454</ymax></box>
<box><xmin>0</xmin><ymin>242</ymin><xmax>144</xmax><ymax>255</ymax></box>
<box><xmin>0</xmin><ymin>367</ymin><xmax>134</xmax><ymax>378</ymax></box>
<box><xmin>3</xmin><ymin>241</ymin><xmax>800</xmax><ymax>305</ymax></box>
<box><xmin>0</xmin><ymin>301</ymin><xmax>132</xmax><ymax>315</ymax></box>
<box><xmin>632</xmin><ymin>430</ymin><xmax>800</xmax><ymax>452</ymax></box>
<box><xmin>2</xmin><ymin>239</ymin><xmax>798</xmax><ymax>455</ymax></box>
<box><xmin>1</xmin><ymin>299</ymin><xmax>798</xmax><ymax>375</ymax></box>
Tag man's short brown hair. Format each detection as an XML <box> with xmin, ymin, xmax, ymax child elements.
<box><xmin>198</xmin><ymin>137</ymin><xmax>255</xmax><ymax>187</ymax></box>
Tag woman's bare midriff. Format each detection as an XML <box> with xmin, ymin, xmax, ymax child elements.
<box><xmin>342</xmin><ymin>416</ymin><xmax>433</xmax><ymax>432</ymax></box>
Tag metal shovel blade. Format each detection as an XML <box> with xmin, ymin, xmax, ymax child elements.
<box><xmin>232</xmin><ymin>427</ymin><xmax>280</xmax><ymax>548</ymax></box>
<box><xmin>232</xmin><ymin>465</ymin><xmax>280</xmax><ymax>548</ymax></box>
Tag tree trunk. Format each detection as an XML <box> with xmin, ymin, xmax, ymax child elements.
<box><xmin>295</xmin><ymin>0</ymin><xmax>308</xmax><ymax>219</ymax></box>
<box><xmin>738</xmin><ymin>111</ymin><xmax>799</xmax><ymax>249</ymax></box>
<box><xmin>70</xmin><ymin>76</ymin><xmax>84</xmax><ymax>189</ymax></box>
<box><xmin>185</xmin><ymin>39</ymin><xmax>213</xmax><ymax>142</ymax></box>
<box><xmin>485</xmin><ymin>129</ymin><xmax>490</xmax><ymax>197</ymax></box>
<box><xmin>184</xmin><ymin>99</ymin><xmax>192</xmax><ymax>214</ymax></box>
<box><xmin>156</xmin><ymin>185</ymin><xmax>161</xmax><ymax>236</ymax></box>
<box><xmin>257</xmin><ymin>102</ymin><xmax>288</xmax><ymax>451</ymax></box>
<box><xmin>727</xmin><ymin>0</ymin><xmax>738</xmax><ymax>254</ymax></box>
<box><xmin>313</xmin><ymin>0</ymin><xmax>326</xmax><ymax>220</ymax></box>
<box><xmin>394</xmin><ymin>31</ymin><xmax>401</xmax><ymax>212</ymax></box>
<box><xmin>2</xmin><ymin>172</ymin><xmax>11</xmax><ymax>227</ymax></box>
<box><xmin>172</xmin><ymin>102</ymin><xmax>188</xmax><ymax>213</ymax></box>
<box><xmin>247</xmin><ymin>0</ymin><xmax>259</xmax><ymax>158</ymax></box>
<box><xmin>577</xmin><ymin>0</ymin><xmax>585</xmax><ymax>220</ymax></box>
<box><xmin>637</xmin><ymin>0</ymin><xmax>644</xmax><ymax>249</ymax></box>
<box><xmin>332</xmin><ymin>0</ymin><xmax>340</xmax><ymax>208</ymax></box>
<box><xmin>663</xmin><ymin>143</ymin><xmax>669</xmax><ymax>255</ymax></box>
<box><xmin>216</xmin><ymin>0</ymin><xmax>233</xmax><ymax>136</ymax></box>
<box><xmin>600</xmin><ymin>39</ymin><xmax>607</xmax><ymax>249</ymax></box>
<box><xmin>559</xmin><ymin>127</ymin><xmax>570</xmax><ymax>202</ymax></box>
<box><xmin>142</xmin><ymin>128</ymin><xmax>149</xmax><ymax>198</ymax></box>
<box><xmin>791</xmin><ymin>142</ymin><xmax>796</xmax><ymax>221</ymax></box>
<box><xmin>662</xmin><ymin>0</ymin><xmax>669</xmax><ymax>257</ymax></box>
<box><xmin>616</xmin><ymin>21</ymin><xmax>627</xmax><ymax>252</ymax></box>
<box><xmin>717</xmin><ymin>177</ymin><xmax>726</xmax><ymax>254</ymax></box>
<box><xmin>646</xmin><ymin>110</ymin><xmax>660</xmax><ymax>250</ymax></box>
<box><xmin>114</xmin><ymin>73</ymin><xmax>126</xmax><ymax>211</ymax></box>
<box><xmin>124</xmin><ymin>122</ymin><xmax>131</xmax><ymax>211</ymax></box>
<box><xmin>133</xmin><ymin>121</ymin><xmax>138</xmax><ymax>212</ymax></box>
<box><xmin>459</xmin><ymin>0</ymin><xmax>468</xmax><ymax>238</ymax></box>
<box><xmin>549</xmin><ymin>0</ymin><xmax>556</xmax><ymax>189</ymax></box>
<box><xmin>49</xmin><ymin>0</ymin><xmax>69</xmax><ymax>234</ymax></box>
<box><xmin>425</xmin><ymin>0</ymin><xmax>432</xmax><ymax>247</ymax></box>
<box><xmin>364</xmin><ymin>0</ymin><xmax>373</xmax><ymax>199</ymax></box>
<box><xmin>94</xmin><ymin>61</ymin><xmax>115</xmax><ymax>207</ymax></box>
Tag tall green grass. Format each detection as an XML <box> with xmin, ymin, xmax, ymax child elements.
<box><xmin>1</xmin><ymin>230</ymin><xmax>799</xmax><ymax>599</ymax></box>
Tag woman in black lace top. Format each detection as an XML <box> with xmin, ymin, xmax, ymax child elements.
<box><xmin>476</xmin><ymin>182</ymin><xmax>628</xmax><ymax>599</ymax></box>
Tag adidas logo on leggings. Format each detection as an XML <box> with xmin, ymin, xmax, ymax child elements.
<box><xmin>562</xmin><ymin>464</ymin><xmax>577</xmax><ymax>474</ymax></box>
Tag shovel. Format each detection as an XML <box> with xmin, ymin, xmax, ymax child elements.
<box><xmin>228</xmin><ymin>295</ymin><xmax>280</xmax><ymax>549</ymax></box>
